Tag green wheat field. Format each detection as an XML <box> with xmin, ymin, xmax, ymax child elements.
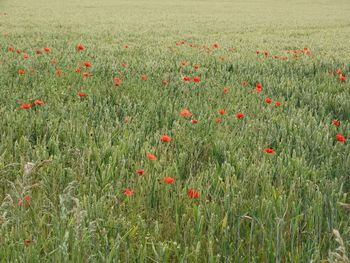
<box><xmin>1</xmin><ymin>0</ymin><xmax>350</xmax><ymax>262</ymax></box>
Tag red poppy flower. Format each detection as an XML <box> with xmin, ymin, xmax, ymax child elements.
<box><xmin>136</xmin><ymin>169</ymin><xmax>144</xmax><ymax>176</ymax></box>
<box><xmin>256</xmin><ymin>50</ymin><xmax>260</xmax><ymax>55</ymax></box>
<box><xmin>83</xmin><ymin>72</ymin><xmax>90</xmax><ymax>77</ymax></box>
<box><xmin>180</xmin><ymin>109</ymin><xmax>192</xmax><ymax>117</ymax></box>
<box><xmin>78</xmin><ymin>92</ymin><xmax>86</xmax><ymax>97</ymax></box>
<box><xmin>191</xmin><ymin>119</ymin><xmax>198</xmax><ymax>124</ymax></box>
<box><xmin>215</xmin><ymin>118</ymin><xmax>222</xmax><ymax>124</ymax></box>
<box><xmin>162</xmin><ymin>80</ymin><xmax>168</xmax><ymax>85</ymax></box>
<box><xmin>336</xmin><ymin>134</ymin><xmax>346</xmax><ymax>144</ymax></box>
<box><xmin>236</xmin><ymin>113</ymin><xmax>245</xmax><ymax>119</ymax></box>
<box><xmin>34</xmin><ymin>100</ymin><xmax>44</xmax><ymax>105</ymax></box>
<box><xmin>124</xmin><ymin>44</ymin><xmax>129</xmax><ymax>49</ymax></box>
<box><xmin>193</xmin><ymin>77</ymin><xmax>201</xmax><ymax>83</ymax></box>
<box><xmin>242</xmin><ymin>81</ymin><xmax>247</xmax><ymax>87</ymax></box>
<box><xmin>255</xmin><ymin>83</ymin><xmax>262</xmax><ymax>93</ymax></box>
<box><xmin>218</xmin><ymin>109</ymin><xmax>226</xmax><ymax>116</ymax></box>
<box><xmin>265</xmin><ymin>98</ymin><xmax>272</xmax><ymax>104</ymax></box>
<box><xmin>161</xmin><ymin>135</ymin><xmax>171</xmax><ymax>143</ymax></box>
<box><xmin>24</xmin><ymin>239</ymin><xmax>34</xmax><ymax>245</ymax></box>
<box><xmin>187</xmin><ymin>188</ymin><xmax>199</xmax><ymax>199</ymax></box>
<box><xmin>340</xmin><ymin>75</ymin><xmax>346</xmax><ymax>82</ymax></box>
<box><xmin>124</xmin><ymin>188</ymin><xmax>134</xmax><ymax>197</ymax></box>
<box><xmin>193</xmin><ymin>65</ymin><xmax>199</xmax><ymax>69</ymax></box>
<box><xmin>264</xmin><ymin>51</ymin><xmax>269</xmax><ymax>57</ymax></box>
<box><xmin>51</xmin><ymin>59</ymin><xmax>57</xmax><ymax>64</ymax></box>
<box><xmin>18</xmin><ymin>69</ymin><xmax>25</xmax><ymax>75</ymax></box>
<box><xmin>265</xmin><ymin>148</ymin><xmax>275</xmax><ymax>154</ymax></box>
<box><xmin>147</xmin><ymin>153</ymin><xmax>157</xmax><ymax>161</ymax></box>
<box><xmin>274</xmin><ymin>55</ymin><xmax>279</xmax><ymax>59</ymax></box>
<box><xmin>75</xmin><ymin>68</ymin><xmax>81</xmax><ymax>73</ymax></box>
<box><xmin>141</xmin><ymin>74</ymin><xmax>147</xmax><ymax>81</ymax></box>
<box><xmin>8</xmin><ymin>47</ymin><xmax>14</xmax><ymax>52</ymax></box>
<box><xmin>163</xmin><ymin>177</ymin><xmax>175</xmax><ymax>184</ymax></box>
<box><xmin>22</xmin><ymin>54</ymin><xmax>29</xmax><ymax>59</ymax></box>
<box><xmin>76</xmin><ymin>44</ymin><xmax>84</xmax><ymax>51</ymax></box>
<box><xmin>332</xmin><ymin>120</ymin><xmax>340</xmax><ymax>127</ymax></box>
<box><xmin>213</xmin><ymin>43</ymin><xmax>219</xmax><ymax>49</ymax></box>
<box><xmin>122</xmin><ymin>63</ymin><xmax>127</xmax><ymax>68</ymax></box>
<box><xmin>21</xmin><ymin>104</ymin><xmax>32</xmax><ymax>110</ymax></box>
<box><xmin>183</xmin><ymin>77</ymin><xmax>191</xmax><ymax>82</ymax></box>
<box><xmin>336</xmin><ymin>69</ymin><xmax>343</xmax><ymax>76</ymax></box>
<box><xmin>43</xmin><ymin>47</ymin><xmax>51</xmax><ymax>53</ymax></box>
<box><xmin>83</xmin><ymin>62</ymin><xmax>91</xmax><ymax>68</ymax></box>
<box><xmin>35</xmin><ymin>50</ymin><xmax>42</xmax><ymax>54</ymax></box>
<box><xmin>223</xmin><ymin>87</ymin><xmax>229</xmax><ymax>94</ymax></box>
<box><xmin>275</xmin><ymin>102</ymin><xmax>282</xmax><ymax>107</ymax></box>
<box><xmin>16</xmin><ymin>50</ymin><xmax>21</xmax><ymax>54</ymax></box>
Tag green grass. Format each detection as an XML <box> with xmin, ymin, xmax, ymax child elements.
<box><xmin>1</xmin><ymin>0</ymin><xmax>350</xmax><ymax>261</ymax></box>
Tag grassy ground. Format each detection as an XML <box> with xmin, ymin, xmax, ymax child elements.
<box><xmin>1</xmin><ymin>0</ymin><xmax>350</xmax><ymax>262</ymax></box>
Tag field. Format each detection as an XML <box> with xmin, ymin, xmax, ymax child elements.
<box><xmin>1</xmin><ymin>0</ymin><xmax>350</xmax><ymax>261</ymax></box>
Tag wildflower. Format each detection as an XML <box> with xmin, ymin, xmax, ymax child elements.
<box><xmin>18</xmin><ymin>69</ymin><xmax>25</xmax><ymax>75</ymax></box>
<box><xmin>136</xmin><ymin>169</ymin><xmax>145</xmax><ymax>176</ymax></box>
<box><xmin>21</xmin><ymin>104</ymin><xmax>32</xmax><ymax>110</ymax></box>
<box><xmin>255</xmin><ymin>83</ymin><xmax>262</xmax><ymax>93</ymax></box>
<box><xmin>265</xmin><ymin>148</ymin><xmax>275</xmax><ymax>154</ymax></box>
<box><xmin>183</xmin><ymin>77</ymin><xmax>191</xmax><ymax>82</ymax></box>
<box><xmin>213</xmin><ymin>43</ymin><xmax>219</xmax><ymax>49</ymax></box>
<box><xmin>236</xmin><ymin>113</ymin><xmax>245</xmax><ymax>119</ymax></box>
<box><xmin>218</xmin><ymin>109</ymin><xmax>226</xmax><ymax>116</ymax></box>
<box><xmin>83</xmin><ymin>72</ymin><xmax>90</xmax><ymax>77</ymax></box>
<box><xmin>193</xmin><ymin>65</ymin><xmax>199</xmax><ymax>69</ymax></box>
<box><xmin>34</xmin><ymin>100</ymin><xmax>44</xmax><ymax>105</ymax></box>
<box><xmin>161</xmin><ymin>135</ymin><xmax>171</xmax><ymax>143</ymax></box>
<box><xmin>163</xmin><ymin>177</ymin><xmax>175</xmax><ymax>184</ymax></box>
<box><xmin>336</xmin><ymin>134</ymin><xmax>346</xmax><ymax>144</ymax></box>
<box><xmin>193</xmin><ymin>77</ymin><xmax>201</xmax><ymax>83</ymax></box>
<box><xmin>223</xmin><ymin>87</ymin><xmax>229</xmax><ymax>94</ymax></box>
<box><xmin>147</xmin><ymin>154</ymin><xmax>157</xmax><ymax>161</ymax></box>
<box><xmin>187</xmin><ymin>188</ymin><xmax>199</xmax><ymax>199</ymax></box>
<box><xmin>78</xmin><ymin>92</ymin><xmax>86</xmax><ymax>98</ymax></box>
<box><xmin>332</xmin><ymin>120</ymin><xmax>340</xmax><ymax>127</ymax></box>
<box><xmin>83</xmin><ymin>62</ymin><xmax>91</xmax><ymax>68</ymax></box>
<box><xmin>76</xmin><ymin>44</ymin><xmax>84</xmax><ymax>51</ymax></box>
<box><xmin>339</xmin><ymin>75</ymin><xmax>346</xmax><ymax>82</ymax></box>
<box><xmin>141</xmin><ymin>74</ymin><xmax>147</xmax><ymax>81</ymax></box>
<box><xmin>275</xmin><ymin>102</ymin><xmax>282</xmax><ymax>107</ymax></box>
<box><xmin>180</xmin><ymin>109</ymin><xmax>192</xmax><ymax>117</ymax></box>
<box><xmin>265</xmin><ymin>98</ymin><xmax>272</xmax><ymax>104</ymax></box>
<box><xmin>43</xmin><ymin>47</ymin><xmax>51</xmax><ymax>53</ymax></box>
<box><xmin>24</xmin><ymin>239</ymin><xmax>34</xmax><ymax>246</ymax></box>
<box><xmin>191</xmin><ymin>119</ymin><xmax>198</xmax><ymax>124</ymax></box>
<box><xmin>242</xmin><ymin>81</ymin><xmax>247</xmax><ymax>87</ymax></box>
<box><xmin>124</xmin><ymin>188</ymin><xmax>134</xmax><ymax>197</ymax></box>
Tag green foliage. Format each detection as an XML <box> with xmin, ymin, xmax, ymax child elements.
<box><xmin>0</xmin><ymin>0</ymin><xmax>350</xmax><ymax>261</ymax></box>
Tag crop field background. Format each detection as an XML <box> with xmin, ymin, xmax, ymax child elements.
<box><xmin>1</xmin><ymin>0</ymin><xmax>350</xmax><ymax>262</ymax></box>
